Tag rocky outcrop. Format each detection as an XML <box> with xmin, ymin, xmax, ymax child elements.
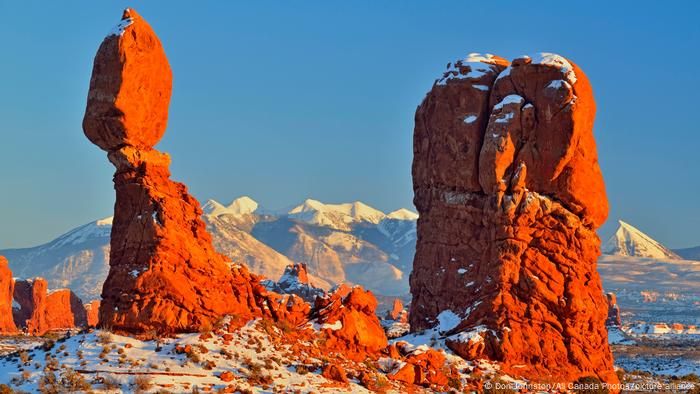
<box><xmin>263</xmin><ymin>263</ymin><xmax>325</xmax><ymax>302</ymax></box>
<box><xmin>82</xmin><ymin>9</ymin><xmax>264</xmax><ymax>334</ymax></box>
<box><xmin>310</xmin><ymin>285</ymin><xmax>387</xmax><ymax>361</ymax></box>
<box><xmin>13</xmin><ymin>278</ymin><xmax>88</xmax><ymax>334</ymax></box>
<box><xmin>84</xmin><ymin>300</ymin><xmax>101</xmax><ymax>327</ymax></box>
<box><xmin>383</xmin><ymin>342</ymin><xmax>459</xmax><ymax>389</ymax></box>
<box><xmin>0</xmin><ymin>256</ymin><xmax>18</xmax><ymax>334</ymax></box>
<box><xmin>410</xmin><ymin>53</ymin><xmax>617</xmax><ymax>385</ymax></box>
<box><xmin>45</xmin><ymin>289</ymin><xmax>88</xmax><ymax>329</ymax></box>
<box><xmin>13</xmin><ymin>278</ymin><xmax>48</xmax><ymax>335</ymax></box>
<box><xmin>606</xmin><ymin>292</ymin><xmax>622</xmax><ymax>327</ymax></box>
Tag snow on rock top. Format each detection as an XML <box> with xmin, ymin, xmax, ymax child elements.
<box><xmin>203</xmin><ymin>196</ymin><xmax>259</xmax><ymax>217</ymax></box>
<box><xmin>464</xmin><ymin>53</ymin><xmax>500</xmax><ymax>64</ymax></box>
<box><xmin>493</xmin><ymin>94</ymin><xmax>525</xmax><ymax>110</ymax></box>
<box><xmin>107</xmin><ymin>10</ymin><xmax>134</xmax><ymax>37</ymax></box>
<box><xmin>436</xmin><ymin>52</ymin><xmax>508</xmax><ymax>86</ymax></box>
<box><xmin>602</xmin><ymin>220</ymin><xmax>681</xmax><ymax>260</ymax></box>
<box><xmin>386</xmin><ymin>208</ymin><xmax>418</xmax><ymax>221</ymax></box>
<box><xmin>525</xmin><ymin>52</ymin><xmax>578</xmax><ymax>85</ymax></box>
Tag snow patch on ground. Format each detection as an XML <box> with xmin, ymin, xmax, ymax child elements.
<box><xmin>0</xmin><ymin>320</ymin><xmax>373</xmax><ymax>393</ymax></box>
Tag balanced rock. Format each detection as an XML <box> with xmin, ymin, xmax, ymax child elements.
<box><xmin>83</xmin><ymin>9</ymin><xmax>263</xmax><ymax>334</ymax></box>
<box><xmin>410</xmin><ymin>53</ymin><xmax>617</xmax><ymax>385</ymax></box>
<box><xmin>0</xmin><ymin>256</ymin><xmax>18</xmax><ymax>334</ymax></box>
<box><xmin>310</xmin><ymin>285</ymin><xmax>387</xmax><ymax>361</ymax></box>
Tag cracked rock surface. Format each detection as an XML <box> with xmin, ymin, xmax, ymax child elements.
<box><xmin>410</xmin><ymin>53</ymin><xmax>617</xmax><ymax>385</ymax></box>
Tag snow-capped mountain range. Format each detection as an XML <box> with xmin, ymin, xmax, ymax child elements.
<box><xmin>0</xmin><ymin>197</ymin><xmax>418</xmax><ymax>301</ymax></box>
<box><xmin>3</xmin><ymin>205</ymin><xmax>699</xmax><ymax>327</ymax></box>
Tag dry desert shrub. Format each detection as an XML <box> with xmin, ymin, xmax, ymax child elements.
<box><xmin>133</xmin><ymin>375</ymin><xmax>153</xmax><ymax>394</ymax></box>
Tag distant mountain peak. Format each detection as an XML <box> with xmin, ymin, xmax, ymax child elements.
<box><xmin>386</xmin><ymin>208</ymin><xmax>418</xmax><ymax>221</ymax></box>
<box><xmin>203</xmin><ymin>196</ymin><xmax>258</xmax><ymax>217</ymax></box>
<box><xmin>602</xmin><ymin>220</ymin><xmax>680</xmax><ymax>260</ymax></box>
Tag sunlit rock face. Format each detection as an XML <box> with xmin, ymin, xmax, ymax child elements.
<box><xmin>13</xmin><ymin>278</ymin><xmax>48</xmax><ymax>335</ymax></box>
<box><xmin>0</xmin><ymin>256</ymin><xmax>18</xmax><ymax>334</ymax></box>
<box><xmin>83</xmin><ymin>9</ymin><xmax>264</xmax><ymax>334</ymax></box>
<box><xmin>410</xmin><ymin>53</ymin><xmax>617</xmax><ymax>385</ymax></box>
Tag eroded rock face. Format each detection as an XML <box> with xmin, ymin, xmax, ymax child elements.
<box><xmin>83</xmin><ymin>9</ymin><xmax>263</xmax><ymax>334</ymax></box>
<box><xmin>0</xmin><ymin>256</ymin><xmax>18</xmax><ymax>334</ymax></box>
<box><xmin>410</xmin><ymin>53</ymin><xmax>617</xmax><ymax>384</ymax></box>
<box><xmin>13</xmin><ymin>278</ymin><xmax>48</xmax><ymax>335</ymax></box>
<box><xmin>310</xmin><ymin>285</ymin><xmax>388</xmax><ymax>361</ymax></box>
<box><xmin>13</xmin><ymin>279</ymin><xmax>88</xmax><ymax>334</ymax></box>
<box><xmin>45</xmin><ymin>289</ymin><xmax>88</xmax><ymax>329</ymax></box>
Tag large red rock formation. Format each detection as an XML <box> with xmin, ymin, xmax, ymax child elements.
<box><xmin>83</xmin><ymin>9</ymin><xmax>263</xmax><ymax>334</ymax></box>
<box><xmin>13</xmin><ymin>279</ymin><xmax>88</xmax><ymax>334</ymax></box>
<box><xmin>45</xmin><ymin>289</ymin><xmax>88</xmax><ymax>329</ymax></box>
<box><xmin>13</xmin><ymin>278</ymin><xmax>48</xmax><ymax>335</ymax></box>
<box><xmin>310</xmin><ymin>285</ymin><xmax>388</xmax><ymax>361</ymax></box>
<box><xmin>410</xmin><ymin>53</ymin><xmax>617</xmax><ymax>385</ymax></box>
<box><xmin>0</xmin><ymin>256</ymin><xmax>18</xmax><ymax>334</ymax></box>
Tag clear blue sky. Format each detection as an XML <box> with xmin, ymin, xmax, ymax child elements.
<box><xmin>0</xmin><ymin>1</ymin><xmax>698</xmax><ymax>249</ymax></box>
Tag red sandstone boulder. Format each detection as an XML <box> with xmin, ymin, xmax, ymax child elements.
<box><xmin>251</xmin><ymin>278</ymin><xmax>310</xmax><ymax>327</ymax></box>
<box><xmin>310</xmin><ymin>285</ymin><xmax>387</xmax><ymax>361</ymax></box>
<box><xmin>85</xmin><ymin>300</ymin><xmax>101</xmax><ymax>327</ymax></box>
<box><xmin>321</xmin><ymin>363</ymin><xmax>349</xmax><ymax>385</ymax></box>
<box><xmin>0</xmin><ymin>256</ymin><xmax>18</xmax><ymax>334</ymax></box>
<box><xmin>410</xmin><ymin>53</ymin><xmax>617</xmax><ymax>386</ymax></box>
<box><xmin>83</xmin><ymin>8</ymin><xmax>172</xmax><ymax>151</ymax></box>
<box><xmin>83</xmin><ymin>9</ymin><xmax>266</xmax><ymax>334</ymax></box>
<box><xmin>13</xmin><ymin>278</ymin><xmax>48</xmax><ymax>335</ymax></box>
<box><xmin>383</xmin><ymin>342</ymin><xmax>457</xmax><ymax>389</ymax></box>
<box><xmin>219</xmin><ymin>371</ymin><xmax>234</xmax><ymax>382</ymax></box>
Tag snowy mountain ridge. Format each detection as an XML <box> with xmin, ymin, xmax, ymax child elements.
<box><xmin>204</xmin><ymin>196</ymin><xmax>418</xmax><ymax>232</ymax></box>
<box><xmin>602</xmin><ymin>220</ymin><xmax>680</xmax><ymax>259</ymax></box>
<box><xmin>202</xmin><ymin>196</ymin><xmax>259</xmax><ymax>217</ymax></box>
<box><xmin>287</xmin><ymin>199</ymin><xmax>388</xmax><ymax>231</ymax></box>
<box><xmin>1</xmin><ymin>197</ymin><xmax>418</xmax><ymax>300</ymax></box>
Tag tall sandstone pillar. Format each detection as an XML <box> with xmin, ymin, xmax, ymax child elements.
<box><xmin>83</xmin><ymin>9</ymin><xmax>262</xmax><ymax>334</ymax></box>
<box><xmin>410</xmin><ymin>53</ymin><xmax>618</xmax><ymax>385</ymax></box>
